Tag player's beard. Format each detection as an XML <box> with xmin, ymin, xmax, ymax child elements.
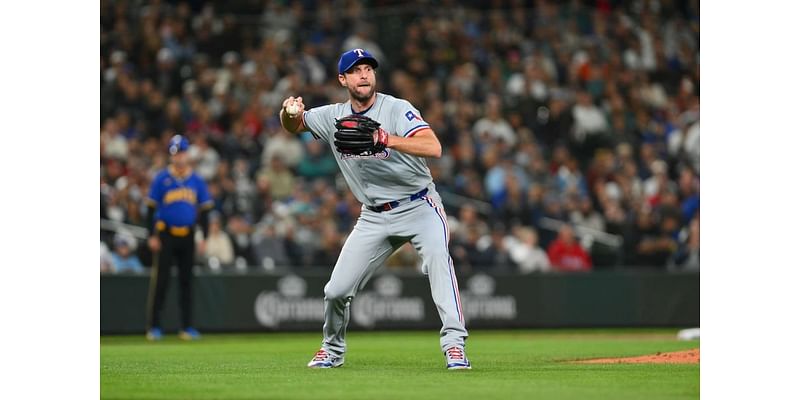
<box><xmin>349</xmin><ymin>83</ymin><xmax>375</xmax><ymax>103</ymax></box>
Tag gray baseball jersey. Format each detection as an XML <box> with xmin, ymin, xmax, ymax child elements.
<box><xmin>302</xmin><ymin>92</ymin><xmax>433</xmax><ymax>205</ymax></box>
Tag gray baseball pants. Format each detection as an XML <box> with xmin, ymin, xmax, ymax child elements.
<box><xmin>319</xmin><ymin>189</ymin><xmax>468</xmax><ymax>356</ymax></box>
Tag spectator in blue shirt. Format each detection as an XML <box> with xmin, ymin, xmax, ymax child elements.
<box><xmin>111</xmin><ymin>233</ymin><xmax>144</xmax><ymax>274</ymax></box>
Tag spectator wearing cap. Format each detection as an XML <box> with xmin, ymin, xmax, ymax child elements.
<box><xmin>110</xmin><ymin>233</ymin><xmax>144</xmax><ymax>274</ymax></box>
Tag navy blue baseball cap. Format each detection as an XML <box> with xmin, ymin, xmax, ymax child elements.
<box><xmin>168</xmin><ymin>134</ymin><xmax>190</xmax><ymax>155</ymax></box>
<box><xmin>338</xmin><ymin>48</ymin><xmax>379</xmax><ymax>74</ymax></box>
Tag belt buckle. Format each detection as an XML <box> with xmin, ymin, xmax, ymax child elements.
<box><xmin>382</xmin><ymin>203</ymin><xmax>393</xmax><ymax>211</ymax></box>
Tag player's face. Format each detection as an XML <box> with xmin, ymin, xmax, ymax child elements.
<box><xmin>171</xmin><ymin>151</ymin><xmax>189</xmax><ymax>168</ymax></box>
<box><xmin>339</xmin><ymin>63</ymin><xmax>376</xmax><ymax>102</ymax></box>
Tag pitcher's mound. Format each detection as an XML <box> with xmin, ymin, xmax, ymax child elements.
<box><xmin>575</xmin><ymin>348</ymin><xmax>699</xmax><ymax>364</ymax></box>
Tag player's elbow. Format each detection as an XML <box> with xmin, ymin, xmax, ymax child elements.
<box><xmin>432</xmin><ymin>145</ymin><xmax>442</xmax><ymax>158</ymax></box>
<box><xmin>429</xmin><ymin>141</ymin><xmax>442</xmax><ymax>158</ymax></box>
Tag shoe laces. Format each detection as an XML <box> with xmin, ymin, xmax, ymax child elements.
<box><xmin>446</xmin><ymin>347</ymin><xmax>465</xmax><ymax>361</ymax></box>
<box><xmin>312</xmin><ymin>349</ymin><xmax>330</xmax><ymax>361</ymax></box>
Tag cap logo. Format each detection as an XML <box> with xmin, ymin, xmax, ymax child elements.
<box><xmin>354</xmin><ymin>48</ymin><xmax>365</xmax><ymax>57</ymax></box>
<box><xmin>169</xmin><ymin>134</ymin><xmax>187</xmax><ymax>154</ymax></box>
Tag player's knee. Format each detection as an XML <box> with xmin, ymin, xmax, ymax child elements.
<box><xmin>323</xmin><ymin>283</ymin><xmax>351</xmax><ymax>301</ymax></box>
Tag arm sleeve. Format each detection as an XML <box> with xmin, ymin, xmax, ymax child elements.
<box><xmin>302</xmin><ymin>105</ymin><xmax>336</xmax><ymax>143</ymax></box>
<box><xmin>196</xmin><ymin>178</ymin><xmax>214</xmax><ymax>209</ymax></box>
<box><xmin>394</xmin><ymin>100</ymin><xmax>430</xmax><ymax>138</ymax></box>
<box><xmin>146</xmin><ymin>176</ymin><xmax>162</xmax><ymax>236</ymax></box>
<box><xmin>146</xmin><ymin>174</ymin><xmax>163</xmax><ymax>205</ymax></box>
<box><xmin>146</xmin><ymin>203</ymin><xmax>157</xmax><ymax>236</ymax></box>
<box><xmin>196</xmin><ymin>177</ymin><xmax>213</xmax><ymax>237</ymax></box>
<box><xmin>198</xmin><ymin>208</ymin><xmax>210</xmax><ymax>238</ymax></box>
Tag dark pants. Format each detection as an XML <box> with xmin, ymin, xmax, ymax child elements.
<box><xmin>147</xmin><ymin>230</ymin><xmax>195</xmax><ymax>330</ymax></box>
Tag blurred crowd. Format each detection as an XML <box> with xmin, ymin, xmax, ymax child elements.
<box><xmin>100</xmin><ymin>0</ymin><xmax>700</xmax><ymax>274</ymax></box>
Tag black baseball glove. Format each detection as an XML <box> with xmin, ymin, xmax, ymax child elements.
<box><xmin>334</xmin><ymin>115</ymin><xmax>389</xmax><ymax>156</ymax></box>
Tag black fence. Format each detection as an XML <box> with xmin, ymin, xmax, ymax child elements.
<box><xmin>101</xmin><ymin>270</ymin><xmax>699</xmax><ymax>334</ymax></box>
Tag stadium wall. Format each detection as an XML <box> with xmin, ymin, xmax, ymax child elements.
<box><xmin>101</xmin><ymin>271</ymin><xmax>699</xmax><ymax>334</ymax></box>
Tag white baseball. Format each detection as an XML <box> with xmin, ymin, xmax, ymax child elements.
<box><xmin>286</xmin><ymin>102</ymin><xmax>300</xmax><ymax>117</ymax></box>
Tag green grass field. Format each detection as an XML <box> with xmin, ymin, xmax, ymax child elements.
<box><xmin>101</xmin><ymin>329</ymin><xmax>699</xmax><ymax>400</ymax></box>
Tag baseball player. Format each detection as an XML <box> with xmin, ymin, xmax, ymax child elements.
<box><xmin>279</xmin><ymin>49</ymin><xmax>470</xmax><ymax>370</ymax></box>
<box><xmin>145</xmin><ymin>134</ymin><xmax>213</xmax><ymax>341</ymax></box>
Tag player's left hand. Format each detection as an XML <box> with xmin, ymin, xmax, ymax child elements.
<box><xmin>334</xmin><ymin>114</ymin><xmax>388</xmax><ymax>155</ymax></box>
<box><xmin>373</xmin><ymin>128</ymin><xmax>389</xmax><ymax>150</ymax></box>
<box><xmin>148</xmin><ymin>235</ymin><xmax>161</xmax><ymax>252</ymax></box>
<box><xmin>197</xmin><ymin>239</ymin><xmax>206</xmax><ymax>256</ymax></box>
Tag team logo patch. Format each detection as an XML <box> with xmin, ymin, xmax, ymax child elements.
<box><xmin>405</xmin><ymin>111</ymin><xmax>422</xmax><ymax>121</ymax></box>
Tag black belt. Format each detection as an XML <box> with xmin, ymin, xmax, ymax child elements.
<box><xmin>366</xmin><ymin>188</ymin><xmax>429</xmax><ymax>213</ymax></box>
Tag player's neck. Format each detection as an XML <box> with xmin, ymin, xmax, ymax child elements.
<box><xmin>349</xmin><ymin>93</ymin><xmax>377</xmax><ymax>114</ymax></box>
<box><xmin>169</xmin><ymin>164</ymin><xmax>191</xmax><ymax>178</ymax></box>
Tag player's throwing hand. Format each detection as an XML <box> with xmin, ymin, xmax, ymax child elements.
<box><xmin>282</xmin><ymin>96</ymin><xmax>305</xmax><ymax>118</ymax></box>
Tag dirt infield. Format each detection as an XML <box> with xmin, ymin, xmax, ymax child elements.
<box><xmin>575</xmin><ymin>348</ymin><xmax>700</xmax><ymax>364</ymax></box>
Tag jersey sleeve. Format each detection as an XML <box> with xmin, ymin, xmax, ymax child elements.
<box><xmin>195</xmin><ymin>176</ymin><xmax>214</xmax><ymax>209</ymax></box>
<box><xmin>302</xmin><ymin>104</ymin><xmax>337</xmax><ymax>143</ymax></box>
<box><xmin>394</xmin><ymin>100</ymin><xmax>430</xmax><ymax>138</ymax></box>
<box><xmin>146</xmin><ymin>173</ymin><xmax>164</xmax><ymax>206</ymax></box>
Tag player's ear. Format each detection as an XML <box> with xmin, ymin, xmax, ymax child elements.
<box><xmin>338</xmin><ymin>74</ymin><xmax>346</xmax><ymax>87</ymax></box>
